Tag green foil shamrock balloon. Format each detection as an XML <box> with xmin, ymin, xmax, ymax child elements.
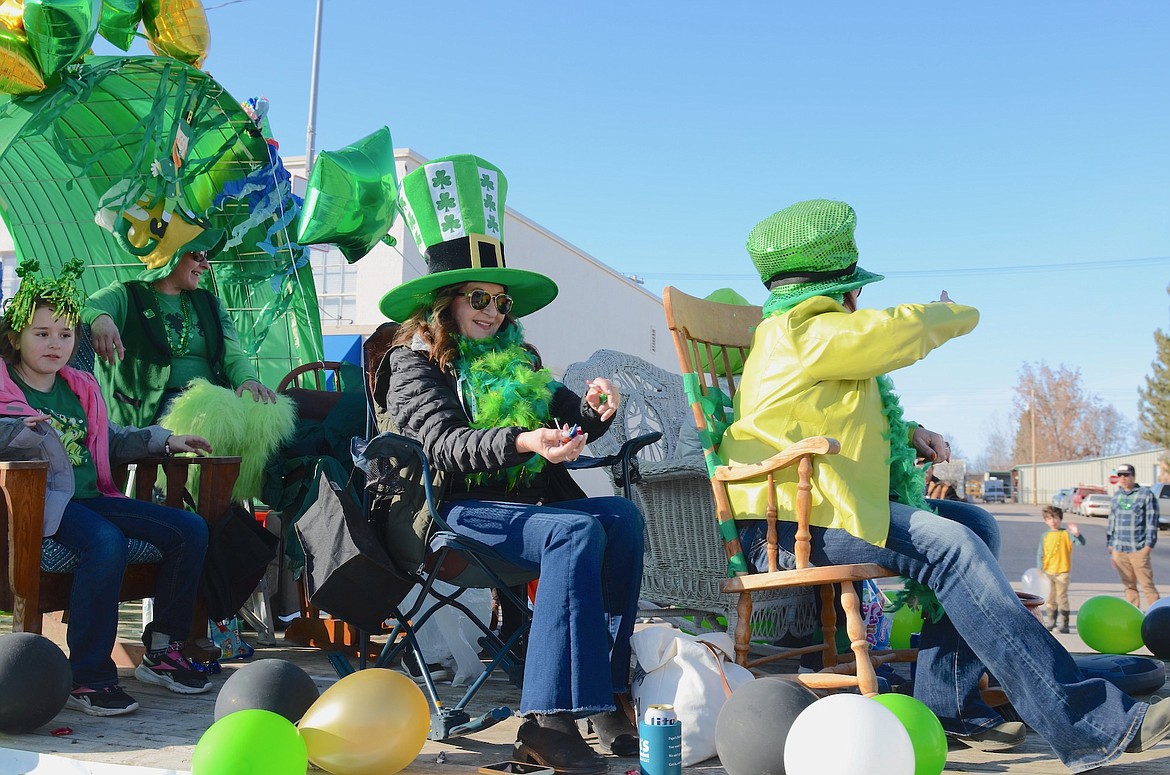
<box><xmin>98</xmin><ymin>0</ymin><xmax>142</xmax><ymax>51</ymax></box>
<box><xmin>22</xmin><ymin>0</ymin><xmax>101</xmax><ymax>78</ymax></box>
<box><xmin>296</xmin><ymin>125</ymin><xmax>399</xmax><ymax>263</ymax></box>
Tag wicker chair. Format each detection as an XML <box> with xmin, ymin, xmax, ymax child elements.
<box><xmin>562</xmin><ymin>349</ymin><xmax>817</xmax><ymax>644</ymax></box>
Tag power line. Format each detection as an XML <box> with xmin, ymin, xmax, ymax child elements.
<box><xmin>632</xmin><ymin>255</ymin><xmax>1170</xmax><ymax>281</ymax></box>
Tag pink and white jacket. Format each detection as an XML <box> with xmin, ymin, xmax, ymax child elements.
<box><xmin>0</xmin><ymin>361</ymin><xmax>169</xmax><ymax>535</ymax></box>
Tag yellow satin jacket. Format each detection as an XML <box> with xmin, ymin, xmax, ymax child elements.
<box><xmin>719</xmin><ymin>295</ymin><xmax>979</xmax><ymax>547</ymax></box>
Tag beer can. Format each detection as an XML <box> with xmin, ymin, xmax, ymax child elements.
<box><xmin>644</xmin><ymin>704</ymin><xmax>678</xmax><ymax>726</ymax></box>
<box><xmin>639</xmin><ymin>704</ymin><xmax>681</xmax><ymax>775</ymax></box>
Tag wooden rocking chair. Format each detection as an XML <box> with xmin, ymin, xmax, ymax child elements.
<box><xmin>663</xmin><ymin>285</ymin><xmax>911</xmax><ymax>696</ymax></box>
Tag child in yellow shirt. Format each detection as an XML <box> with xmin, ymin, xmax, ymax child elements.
<box><xmin>1037</xmin><ymin>506</ymin><xmax>1085</xmax><ymax>633</ymax></box>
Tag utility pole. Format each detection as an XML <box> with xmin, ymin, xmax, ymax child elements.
<box><xmin>1031</xmin><ymin>387</ymin><xmax>1038</xmax><ymax>505</ymax></box>
<box><xmin>305</xmin><ymin>0</ymin><xmax>325</xmax><ymax>174</ymax></box>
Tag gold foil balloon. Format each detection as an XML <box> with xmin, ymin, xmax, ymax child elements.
<box><xmin>142</xmin><ymin>0</ymin><xmax>208</xmax><ymax>67</ymax></box>
<box><xmin>298</xmin><ymin>669</ymin><xmax>430</xmax><ymax>775</ymax></box>
<box><xmin>21</xmin><ymin>0</ymin><xmax>100</xmax><ymax>78</ymax></box>
<box><xmin>296</xmin><ymin>126</ymin><xmax>399</xmax><ymax>263</ymax></box>
<box><xmin>98</xmin><ymin>0</ymin><xmax>141</xmax><ymax>51</ymax></box>
<box><xmin>0</xmin><ymin>1</ymin><xmax>24</xmax><ymax>33</ymax></box>
<box><xmin>0</xmin><ymin>27</ymin><xmax>45</xmax><ymax>94</ymax></box>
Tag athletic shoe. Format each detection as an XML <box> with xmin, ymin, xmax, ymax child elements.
<box><xmin>949</xmin><ymin>721</ymin><xmax>1027</xmax><ymax>752</ymax></box>
<box><xmin>67</xmin><ymin>685</ymin><xmax>139</xmax><ymax>716</ymax></box>
<box><xmin>402</xmin><ymin>650</ymin><xmax>452</xmax><ymax>683</ymax></box>
<box><xmin>134</xmin><ymin>641</ymin><xmax>211</xmax><ymax>694</ymax></box>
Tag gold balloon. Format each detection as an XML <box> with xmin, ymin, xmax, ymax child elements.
<box><xmin>0</xmin><ymin>27</ymin><xmax>45</xmax><ymax>94</ymax></box>
<box><xmin>0</xmin><ymin>1</ymin><xmax>24</xmax><ymax>33</ymax></box>
<box><xmin>298</xmin><ymin>670</ymin><xmax>430</xmax><ymax>775</ymax></box>
<box><xmin>142</xmin><ymin>0</ymin><xmax>208</xmax><ymax>68</ymax></box>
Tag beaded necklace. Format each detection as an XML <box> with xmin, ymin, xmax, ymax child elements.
<box><xmin>152</xmin><ymin>288</ymin><xmax>194</xmax><ymax>357</ymax></box>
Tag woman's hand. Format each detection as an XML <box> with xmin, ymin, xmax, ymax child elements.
<box><xmin>585</xmin><ymin>378</ymin><xmax>619</xmax><ymax>422</ymax></box>
<box><xmin>516</xmin><ymin>427</ymin><xmax>588</xmax><ymax>464</ymax></box>
<box><xmin>90</xmin><ymin>314</ymin><xmax>125</xmax><ymax>365</ymax></box>
<box><xmin>913</xmin><ymin>426</ymin><xmax>950</xmax><ymax>463</ymax></box>
<box><xmin>235</xmin><ymin>379</ymin><xmax>278</xmax><ymax>403</ymax></box>
<box><xmin>167</xmin><ymin>434</ymin><xmax>213</xmax><ymax>455</ymax></box>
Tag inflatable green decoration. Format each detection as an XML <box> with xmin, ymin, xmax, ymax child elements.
<box><xmin>296</xmin><ymin>125</ymin><xmax>399</xmax><ymax>262</ymax></box>
<box><xmin>0</xmin><ymin>55</ymin><xmax>324</xmax><ymax>385</ymax></box>
<box><xmin>22</xmin><ymin>0</ymin><xmax>101</xmax><ymax>79</ymax></box>
<box><xmin>98</xmin><ymin>0</ymin><xmax>142</xmax><ymax>51</ymax></box>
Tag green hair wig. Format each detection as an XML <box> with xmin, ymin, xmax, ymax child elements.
<box><xmin>159</xmin><ymin>379</ymin><xmax>297</xmax><ymax>501</ymax></box>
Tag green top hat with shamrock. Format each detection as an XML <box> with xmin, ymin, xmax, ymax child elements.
<box><xmin>379</xmin><ymin>154</ymin><xmax>558</xmax><ymax>322</ymax></box>
<box><xmin>748</xmin><ymin>199</ymin><xmax>884</xmax><ymax>315</ymax></box>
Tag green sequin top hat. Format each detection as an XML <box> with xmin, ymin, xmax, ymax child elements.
<box><xmin>747</xmin><ymin>199</ymin><xmax>884</xmax><ymax>312</ymax></box>
<box><xmin>2</xmin><ymin>258</ymin><xmax>86</xmax><ymax>331</ymax></box>
<box><xmin>379</xmin><ymin>154</ymin><xmax>558</xmax><ymax>322</ymax></box>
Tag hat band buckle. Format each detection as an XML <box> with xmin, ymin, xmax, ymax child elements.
<box><xmin>468</xmin><ymin>234</ymin><xmax>504</xmax><ymax>269</ymax></box>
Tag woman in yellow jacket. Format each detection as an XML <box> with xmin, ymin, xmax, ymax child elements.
<box><xmin>720</xmin><ymin>200</ymin><xmax>1167</xmax><ymax>772</ymax></box>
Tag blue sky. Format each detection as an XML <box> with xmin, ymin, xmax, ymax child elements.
<box><xmin>100</xmin><ymin>1</ymin><xmax>1169</xmax><ymax>459</ymax></box>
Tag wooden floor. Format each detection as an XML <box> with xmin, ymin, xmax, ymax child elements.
<box><xmin>1</xmin><ymin>596</ymin><xmax>1169</xmax><ymax>774</ymax></box>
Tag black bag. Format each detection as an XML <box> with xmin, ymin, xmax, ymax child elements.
<box><xmin>199</xmin><ymin>502</ymin><xmax>279</xmax><ymax>621</ymax></box>
<box><xmin>294</xmin><ymin>467</ymin><xmax>414</xmax><ymax>632</ymax></box>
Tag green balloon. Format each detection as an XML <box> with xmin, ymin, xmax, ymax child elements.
<box><xmin>888</xmin><ymin>601</ymin><xmax>925</xmax><ymax>651</ymax></box>
<box><xmin>873</xmin><ymin>694</ymin><xmax>947</xmax><ymax>775</ymax></box>
<box><xmin>296</xmin><ymin>125</ymin><xmax>399</xmax><ymax>263</ymax></box>
<box><xmin>192</xmin><ymin>709</ymin><xmax>307</xmax><ymax>775</ymax></box>
<box><xmin>22</xmin><ymin>0</ymin><xmax>101</xmax><ymax>77</ymax></box>
<box><xmin>1077</xmin><ymin>595</ymin><xmax>1145</xmax><ymax>654</ymax></box>
<box><xmin>97</xmin><ymin>0</ymin><xmax>141</xmax><ymax>51</ymax></box>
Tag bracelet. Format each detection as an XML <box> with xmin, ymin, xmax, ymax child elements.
<box><xmin>164</xmin><ymin>438</ymin><xmax>172</xmax><ymax>456</ymax></box>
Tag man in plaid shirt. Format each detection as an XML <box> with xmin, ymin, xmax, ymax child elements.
<box><xmin>1107</xmin><ymin>463</ymin><xmax>1160</xmax><ymax>608</ymax></box>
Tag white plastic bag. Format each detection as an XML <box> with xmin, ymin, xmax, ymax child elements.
<box><xmin>398</xmin><ymin>582</ymin><xmax>492</xmax><ymax>686</ymax></box>
<box><xmin>631</xmin><ymin>626</ymin><xmax>754</xmax><ymax>765</ymax></box>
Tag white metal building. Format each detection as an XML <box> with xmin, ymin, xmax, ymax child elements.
<box><xmin>1012</xmin><ymin>448</ymin><xmax>1167</xmax><ymax>506</ymax></box>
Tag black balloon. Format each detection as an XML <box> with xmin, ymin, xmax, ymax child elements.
<box><xmin>1142</xmin><ymin>606</ymin><xmax>1170</xmax><ymax>659</ymax></box>
<box><xmin>0</xmin><ymin>632</ymin><xmax>71</xmax><ymax>733</ymax></box>
<box><xmin>715</xmin><ymin>676</ymin><xmax>819</xmax><ymax>775</ymax></box>
<box><xmin>214</xmin><ymin>658</ymin><xmax>321</xmax><ymax>723</ymax></box>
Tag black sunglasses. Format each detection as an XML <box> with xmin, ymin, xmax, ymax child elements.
<box><xmin>463</xmin><ymin>289</ymin><xmax>513</xmax><ymax>315</ymax></box>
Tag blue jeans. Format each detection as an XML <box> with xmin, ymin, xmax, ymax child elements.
<box><xmin>54</xmin><ymin>497</ymin><xmax>209</xmax><ymax>689</ymax></box>
<box><xmin>739</xmin><ymin>500</ymin><xmax>1145</xmax><ymax>773</ymax></box>
<box><xmin>441</xmin><ymin>496</ymin><xmax>644</xmax><ymax>716</ymax></box>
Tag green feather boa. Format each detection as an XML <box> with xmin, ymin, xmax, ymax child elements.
<box><xmin>454</xmin><ymin>325</ymin><xmax>555</xmax><ymax>490</ymax></box>
<box><xmin>878</xmin><ymin>374</ymin><xmax>945</xmax><ymax>624</ymax></box>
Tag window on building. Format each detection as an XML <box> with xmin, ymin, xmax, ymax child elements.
<box><xmin>309</xmin><ymin>244</ymin><xmax>358</xmax><ymax>327</ymax></box>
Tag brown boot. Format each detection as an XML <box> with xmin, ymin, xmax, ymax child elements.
<box><xmin>1059</xmin><ymin>611</ymin><xmax>1070</xmax><ymax>634</ymax></box>
<box><xmin>1043</xmin><ymin>611</ymin><xmax>1058</xmax><ymax>631</ymax></box>
<box><xmin>515</xmin><ymin>715</ymin><xmax>607</xmax><ymax>775</ymax></box>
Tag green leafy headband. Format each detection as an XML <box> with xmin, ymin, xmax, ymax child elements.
<box><xmin>2</xmin><ymin>258</ymin><xmax>86</xmax><ymax>331</ymax></box>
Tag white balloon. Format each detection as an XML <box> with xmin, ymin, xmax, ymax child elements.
<box><xmin>784</xmin><ymin>694</ymin><xmax>915</xmax><ymax>775</ymax></box>
<box><xmin>1021</xmin><ymin>567</ymin><xmax>1051</xmax><ymax>599</ymax></box>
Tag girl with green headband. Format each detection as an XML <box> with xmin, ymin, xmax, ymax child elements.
<box><xmin>0</xmin><ymin>259</ymin><xmax>215</xmax><ymax>717</ymax></box>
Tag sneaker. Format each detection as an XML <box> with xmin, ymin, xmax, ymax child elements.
<box><xmin>402</xmin><ymin>650</ymin><xmax>452</xmax><ymax>683</ymax></box>
<box><xmin>135</xmin><ymin>642</ymin><xmax>211</xmax><ymax>694</ymax></box>
<box><xmin>949</xmin><ymin>720</ymin><xmax>1027</xmax><ymax>752</ymax></box>
<box><xmin>67</xmin><ymin>685</ymin><xmax>139</xmax><ymax>716</ymax></box>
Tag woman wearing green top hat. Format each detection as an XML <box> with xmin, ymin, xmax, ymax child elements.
<box><xmin>720</xmin><ymin>199</ymin><xmax>1169</xmax><ymax>771</ymax></box>
<box><xmin>376</xmin><ymin>155</ymin><xmax>642</xmax><ymax>774</ymax></box>
<box><xmin>81</xmin><ymin>211</ymin><xmax>277</xmax><ymax>429</ymax></box>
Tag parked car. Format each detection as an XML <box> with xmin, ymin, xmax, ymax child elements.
<box><xmin>1152</xmin><ymin>483</ymin><xmax>1170</xmax><ymax>529</ymax></box>
<box><xmin>1052</xmin><ymin>488</ymin><xmax>1073</xmax><ymax>511</ymax></box>
<box><xmin>1071</xmin><ymin>485</ymin><xmax>1106</xmax><ymax>515</ymax></box>
<box><xmin>1081</xmin><ymin>493</ymin><xmax>1111</xmax><ymax>518</ymax></box>
<box><xmin>982</xmin><ymin>479</ymin><xmax>1006</xmax><ymax>503</ymax></box>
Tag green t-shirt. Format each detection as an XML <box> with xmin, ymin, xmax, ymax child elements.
<box><xmin>151</xmin><ymin>290</ymin><xmax>216</xmax><ymax>389</ymax></box>
<box><xmin>12</xmin><ymin>373</ymin><xmax>100</xmax><ymax>499</ymax></box>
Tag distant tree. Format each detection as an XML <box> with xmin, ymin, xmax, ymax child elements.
<box><xmin>1138</xmin><ymin>301</ymin><xmax>1170</xmax><ymax>449</ymax></box>
<box><xmin>974</xmin><ymin>414</ymin><xmax>1013</xmax><ymax>472</ymax></box>
<box><xmin>1010</xmin><ymin>362</ymin><xmax>1132</xmax><ymax>463</ymax></box>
